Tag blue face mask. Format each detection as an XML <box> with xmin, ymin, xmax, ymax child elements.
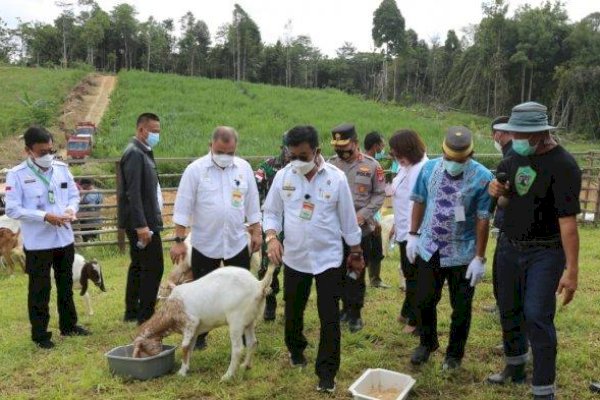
<box><xmin>147</xmin><ymin>132</ymin><xmax>160</xmax><ymax>148</ymax></box>
<box><xmin>512</xmin><ymin>138</ymin><xmax>537</xmax><ymax>156</ymax></box>
<box><xmin>443</xmin><ymin>159</ymin><xmax>467</xmax><ymax>177</ymax></box>
<box><xmin>375</xmin><ymin>150</ymin><xmax>385</xmax><ymax>160</ymax></box>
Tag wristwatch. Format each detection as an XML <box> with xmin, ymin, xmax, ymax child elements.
<box><xmin>174</xmin><ymin>236</ymin><xmax>187</xmax><ymax>244</ymax></box>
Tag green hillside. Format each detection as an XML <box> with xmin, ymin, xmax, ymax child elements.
<box><xmin>0</xmin><ymin>66</ymin><xmax>87</xmax><ymax>139</ymax></box>
<box><xmin>97</xmin><ymin>70</ymin><xmax>496</xmax><ymax>160</ymax></box>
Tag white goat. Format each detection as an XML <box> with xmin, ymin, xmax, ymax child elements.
<box><xmin>133</xmin><ymin>263</ymin><xmax>276</xmax><ymax>382</ymax></box>
<box><xmin>71</xmin><ymin>253</ymin><xmax>106</xmax><ymax>315</ymax></box>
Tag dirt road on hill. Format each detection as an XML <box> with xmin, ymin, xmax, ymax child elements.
<box><xmin>0</xmin><ymin>74</ymin><xmax>117</xmax><ymax>165</ymax></box>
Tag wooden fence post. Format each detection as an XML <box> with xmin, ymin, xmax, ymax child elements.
<box><xmin>115</xmin><ymin>160</ymin><xmax>126</xmax><ymax>254</ymax></box>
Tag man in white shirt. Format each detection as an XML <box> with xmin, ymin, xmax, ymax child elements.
<box><xmin>263</xmin><ymin>125</ymin><xmax>364</xmax><ymax>394</ymax></box>
<box><xmin>6</xmin><ymin>126</ymin><xmax>90</xmax><ymax>349</ymax></box>
<box><xmin>170</xmin><ymin>126</ymin><xmax>262</xmax><ymax>348</ymax></box>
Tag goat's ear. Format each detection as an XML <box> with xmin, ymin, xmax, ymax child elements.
<box><xmin>79</xmin><ymin>264</ymin><xmax>89</xmax><ymax>296</ymax></box>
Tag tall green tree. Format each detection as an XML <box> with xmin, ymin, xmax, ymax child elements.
<box><xmin>372</xmin><ymin>0</ymin><xmax>405</xmax><ymax>100</ymax></box>
<box><xmin>178</xmin><ymin>12</ymin><xmax>210</xmax><ymax>76</ymax></box>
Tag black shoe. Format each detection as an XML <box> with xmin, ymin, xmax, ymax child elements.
<box><xmin>348</xmin><ymin>318</ymin><xmax>364</xmax><ymax>333</ymax></box>
<box><xmin>34</xmin><ymin>339</ymin><xmax>55</xmax><ymax>349</ymax></box>
<box><xmin>533</xmin><ymin>395</ymin><xmax>555</xmax><ymax>400</ymax></box>
<box><xmin>316</xmin><ymin>377</ymin><xmax>336</xmax><ymax>393</ymax></box>
<box><xmin>289</xmin><ymin>352</ymin><xmax>307</xmax><ymax>368</ymax></box>
<box><xmin>591</xmin><ymin>382</ymin><xmax>600</xmax><ymax>393</ymax></box>
<box><xmin>61</xmin><ymin>325</ymin><xmax>91</xmax><ymax>336</ymax></box>
<box><xmin>264</xmin><ymin>297</ymin><xmax>277</xmax><ymax>322</ymax></box>
<box><xmin>194</xmin><ymin>336</ymin><xmax>207</xmax><ymax>351</ymax></box>
<box><xmin>487</xmin><ymin>364</ymin><xmax>526</xmax><ymax>385</ymax></box>
<box><xmin>410</xmin><ymin>345</ymin><xmax>437</xmax><ymax>365</ymax></box>
<box><xmin>442</xmin><ymin>356</ymin><xmax>462</xmax><ymax>371</ymax></box>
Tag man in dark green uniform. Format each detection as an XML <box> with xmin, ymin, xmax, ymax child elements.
<box><xmin>255</xmin><ymin>133</ymin><xmax>290</xmax><ymax>321</ymax></box>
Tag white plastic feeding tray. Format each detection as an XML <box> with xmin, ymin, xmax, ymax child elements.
<box><xmin>348</xmin><ymin>368</ymin><xmax>416</xmax><ymax>400</ymax></box>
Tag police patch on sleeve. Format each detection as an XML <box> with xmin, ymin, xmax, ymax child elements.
<box><xmin>376</xmin><ymin>166</ymin><xmax>384</xmax><ymax>183</ymax></box>
<box><xmin>515</xmin><ymin>166</ymin><xmax>537</xmax><ymax>196</ymax></box>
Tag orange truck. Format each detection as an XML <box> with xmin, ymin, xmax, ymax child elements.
<box><xmin>66</xmin><ymin>122</ymin><xmax>96</xmax><ymax>159</ymax></box>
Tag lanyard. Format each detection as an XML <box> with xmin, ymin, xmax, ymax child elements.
<box><xmin>27</xmin><ymin>161</ymin><xmax>55</xmax><ymax>204</ymax></box>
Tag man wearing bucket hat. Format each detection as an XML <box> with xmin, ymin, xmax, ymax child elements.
<box><xmin>487</xmin><ymin>102</ymin><xmax>581</xmax><ymax>400</ymax></box>
<box><xmin>407</xmin><ymin>126</ymin><xmax>493</xmax><ymax>369</ymax></box>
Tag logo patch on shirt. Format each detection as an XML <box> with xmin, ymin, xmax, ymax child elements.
<box><xmin>5</xmin><ymin>186</ymin><xmax>11</xmax><ymax>191</ymax></box>
<box><xmin>515</xmin><ymin>166</ymin><xmax>537</xmax><ymax>196</ymax></box>
<box><xmin>376</xmin><ymin>166</ymin><xmax>384</xmax><ymax>182</ymax></box>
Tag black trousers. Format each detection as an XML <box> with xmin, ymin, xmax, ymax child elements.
<box><xmin>367</xmin><ymin>230</ymin><xmax>385</xmax><ymax>284</ymax></box>
<box><xmin>416</xmin><ymin>252</ymin><xmax>474</xmax><ymax>359</ymax></box>
<box><xmin>399</xmin><ymin>241</ymin><xmax>418</xmax><ymax>326</ymax></box>
<box><xmin>190</xmin><ymin>246</ymin><xmax>250</xmax><ymax>280</ymax></box>
<box><xmin>124</xmin><ymin>231</ymin><xmax>164</xmax><ymax>324</ymax></box>
<box><xmin>24</xmin><ymin>244</ymin><xmax>78</xmax><ymax>342</ymax></box>
<box><xmin>284</xmin><ymin>265</ymin><xmax>343</xmax><ymax>381</ymax></box>
<box><xmin>341</xmin><ymin>236</ymin><xmax>371</xmax><ymax>319</ymax></box>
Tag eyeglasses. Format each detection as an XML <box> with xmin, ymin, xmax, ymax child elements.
<box><xmin>32</xmin><ymin>149</ymin><xmax>57</xmax><ymax>156</ymax></box>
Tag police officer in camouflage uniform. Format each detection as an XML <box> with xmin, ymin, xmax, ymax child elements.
<box><xmin>255</xmin><ymin>133</ymin><xmax>290</xmax><ymax>321</ymax></box>
<box><xmin>329</xmin><ymin>124</ymin><xmax>386</xmax><ymax>332</ymax></box>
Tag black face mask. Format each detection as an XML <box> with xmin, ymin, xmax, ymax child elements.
<box><xmin>336</xmin><ymin>149</ymin><xmax>354</xmax><ymax>160</ymax></box>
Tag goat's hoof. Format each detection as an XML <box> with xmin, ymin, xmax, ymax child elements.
<box><xmin>177</xmin><ymin>368</ymin><xmax>188</xmax><ymax>377</ymax></box>
<box><xmin>241</xmin><ymin>362</ymin><xmax>252</xmax><ymax>370</ymax></box>
<box><xmin>220</xmin><ymin>373</ymin><xmax>233</xmax><ymax>382</ymax></box>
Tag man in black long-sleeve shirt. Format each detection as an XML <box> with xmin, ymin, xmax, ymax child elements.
<box><xmin>117</xmin><ymin>113</ymin><xmax>164</xmax><ymax>325</ymax></box>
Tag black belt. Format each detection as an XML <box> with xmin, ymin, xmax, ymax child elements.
<box><xmin>507</xmin><ymin>238</ymin><xmax>562</xmax><ymax>250</ymax></box>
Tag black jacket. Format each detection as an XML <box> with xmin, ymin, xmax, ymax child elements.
<box><xmin>117</xmin><ymin>139</ymin><xmax>163</xmax><ymax>232</ymax></box>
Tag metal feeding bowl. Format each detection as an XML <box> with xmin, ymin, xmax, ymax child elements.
<box><xmin>105</xmin><ymin>344</ymin><xmax>176</xmax><ymax>380</ymax></box>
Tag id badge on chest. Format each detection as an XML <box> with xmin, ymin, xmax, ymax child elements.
<box><xmin>231</xmin><ymin>188</ymin><xmax>243</xmax><ymax>208</ymax></box>
<box><xmin>454</xmin><ymin>206</ymin><xmax>465</xmax><ymax>222</ymax></box>
<box><xmin>48</xmin><ymin>189</ymin><xmax>56</xmax><ymax>204</ymax></box>
<box><xmin>299</xmin><ymin>200</ymin><xmax>315</xmax><ymax>220</ymax></box>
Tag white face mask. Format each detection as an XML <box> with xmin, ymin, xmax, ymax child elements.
<box><xmin>494</xmin><ymin>140</ymin><xmax>503</xmax><ymax>153</ymax></box>
<box><xmin>291</xmin><ymin>158</ymin><xmax>316</xmax><ymax>175</ymax></box>
<box><xmin>212</xmin><ymin>153</ymin><xmax>234</xmax><ymax>168</ymax></box>
<box><xmin>33</xmin><ymin>154</ymin><xmax>54</xmax><ymax>169</ymax></box>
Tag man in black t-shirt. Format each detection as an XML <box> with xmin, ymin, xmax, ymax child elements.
<box><xmin>486</xmin><ymin>102</ymin><xmax>581</xmax><ymax>400</ymax></box>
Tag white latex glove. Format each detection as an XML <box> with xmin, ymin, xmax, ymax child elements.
<box><xmin>406</xmin><ymin>234</ymin><xmax>419</xmax><ymax>264</ymax></box>
<box><xmin>465</xmin><ymin>257</ymin><xmax>485</xmax><ymax>287</ymax></box>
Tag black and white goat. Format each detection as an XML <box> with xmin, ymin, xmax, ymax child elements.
<box><xmin>72</xmin><ymin>253</ymin><xmax>106</xmax><ymax>315</ymax></box>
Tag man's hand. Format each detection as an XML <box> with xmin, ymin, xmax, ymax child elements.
<box><xmin>136</xmin><ymin>226</ymin><xmax>152</xmax><ymax>247</ymax></box>
<box><xmin>169</xmin><ymin>242</ymin><xmax>187</xmax><ymax>264</ymax></box>
<box><xmin>267</xmin><ymin>238</ymin><xmax>283</xmax><ymax>265</ymax></box>
<box><xmin>357</xmin><ymin>214</ymin><xmax>366</xmax><ymax>226</ymax></box>
<box><xmin>44</xmin><ymin>213</ymin><xmax>71</xmax><ymax>228</ymax></box>
<box><xmin>406</xmin><ymin>234</ymin><xmax>419</xmax><ymax>264</ymax></box>
<box><xmin>557</xmin><ymin>268</ymin><xmax>578</xmax><ymax>306</ymax></box>
<box><xmin>465</xmin><ymin>257</ymin><xmax>485</xmax><ymax>287</ymax></box>
<box><xmin>250</xmin><ymin>231</ymin><xmax>262</xmax><ymax>253</ymax></box>
<box><xmin>488</xmin><ymin>178</ymin><xmax>510</xmax><ymax>198</ymax></box>
<box><xmin>346</xmin><ymin>252</ymin><xmax>365</xmax><ymax>276</ymax></box>
<box><xmin>64</xmin><ymin>208</ymin><xmax>76</xmax><ymax>221</ymax></box>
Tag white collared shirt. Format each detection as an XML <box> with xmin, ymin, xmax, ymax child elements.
<box><xmin>392</xmin><ymin>155</ymin><xmax>428</xmax><ymax>242</ymax></box>
<box><xmin>263</xmin><ymin>156</ymin><xmax>362</xmax><ymax>275</ymax></box>
<box><xmin>173</xmin><ymin>154</ymin><xmax>261</xmax><ymax>259</ymax></box>
<box><xmin>5</xmin><ymin>159</ymin><xmax>80</xmax><ymax>250</ymax></box>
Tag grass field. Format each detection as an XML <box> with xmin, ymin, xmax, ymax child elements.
<box><xmin>0</xmin><ymin>228</ymin><xmax>599</xmax><ymax>400</ymax></box>
<box><xmin>96</xmin><ymin>71</ymin><xmax>501</xmax><ymax>160</ymax></box>
<box><xmin>0</xmin><ymin>66</ymin><xmax>87</xmax><ymax>139</ymax></box>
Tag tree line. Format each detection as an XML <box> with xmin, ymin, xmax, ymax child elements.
<box><xmin>0</xmin><ymin>0</ymin><xmax>598</xmax><ymax>136</ymax></box>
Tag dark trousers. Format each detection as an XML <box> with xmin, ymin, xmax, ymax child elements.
<box><xmin>124</xmin><ymin>231</ymin><xmax>164</xmax><ymax>324</ymax></box>
<box><xmin>24</xmin><ymin>244</ymin><xmax>78</xmax><ymax>342</ymax></box>
<box><xmin>367</xmin><ymin>230</ymin><xmax>385</xmax><ymax>285</ymax></box>
<box><xmin>399</xmin><ymin>241</ymin><xmax>418</xmax><ymax>327</ymax></box>
<box><xmin>191</xmin><ymin>246</ymin><xmax>250</xmax><ymax>279</ymax></box>
<box><xmin>284</xmin><ymin>265</ymin><xmax>343</xmax><ymax>381</ymax></box>
<box><xmin>416</xmin><ymin>252</ymin><xmax>474</xmax><ymax>359</ymax></box>
<box><xmin>496</xmin><ymin>235</ymin><xmax>565</xmax><ymax>395</ymax></box>
<box><xmin>491</xmin><ymin>232</ymin><xmax>504</xmax><ymax>303</ymax></box>
<box><xmin>341</xmin><ymin>236</ymin><xmax>370</xmax><ymax>319</ymax></box>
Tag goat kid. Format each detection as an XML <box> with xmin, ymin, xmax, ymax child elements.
<box><xmin>52</xmin><ymin>254</ymin><xmax>106</xmax><ymax>315</ymax></box>
<box><xmin>133</xmin><ymin>263</ymin><xmax>277</xmax><ymax>382</ymax></box>
<box><xmin>0</xmin><ymin>228</ymin><xmax>25</xmax><ymax>275</ymax></box>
